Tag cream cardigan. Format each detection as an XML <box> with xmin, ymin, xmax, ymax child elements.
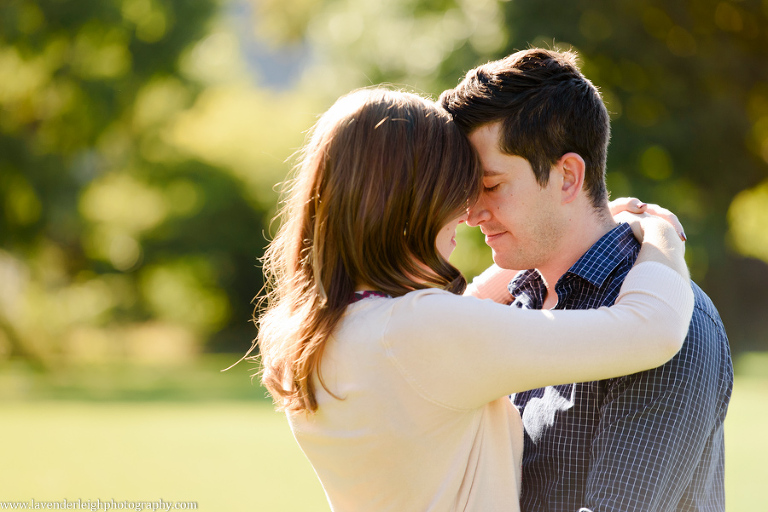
<box><xmin>287</xmin><ymin>262</ymin><xmax>694</xmax><ymax>512</ymax></box>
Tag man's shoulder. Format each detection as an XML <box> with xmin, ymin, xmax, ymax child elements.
<box><xmin>601</xmin><ymin>280</ymin><xmax>731</xmax><ymax>386</ymax></box>
<box><xmin>689</xmin><ymin>280</ymin><xmax>727</xmax><ymax>334</ymax></box>
<box><xmin>664</xmin><ymin>280</ymin><xmax>732</xmax><ymax>384</ymax></box>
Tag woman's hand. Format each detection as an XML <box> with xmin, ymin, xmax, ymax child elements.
<box><xmin>631</xmin><ymin>215</ymin><xmax>690</xmax><ymax>280</ymax></box>
<box><xmin>609</xmin><ymin>197</ymin><xmax>686</xmax><ymax>242</ymax></box>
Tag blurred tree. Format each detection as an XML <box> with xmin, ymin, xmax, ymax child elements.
<box><xmin>0</xmin><ymin>0</ymin><xmax>277</xmax><ymax>365</ymax></box>
<box><xmin>250</xmin><ymin>0</ymin><xmax>768</xmax><ymax>352</ymax></box>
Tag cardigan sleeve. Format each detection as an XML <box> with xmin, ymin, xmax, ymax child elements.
<box><xmin>383</xmin><ymin>262</ymin><xmax>694</xmax><ymax>411</ymax></box>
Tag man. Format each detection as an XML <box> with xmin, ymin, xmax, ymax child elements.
<box><xmin>440</xmin><ymin>49</ymin><xmax>733</xmax><ymax>511</ymax></box>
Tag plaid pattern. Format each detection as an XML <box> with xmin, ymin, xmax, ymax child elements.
<box><xmin>510</xmin><ymin>223</ymin><xmax>733</xmax><ymax>512</ymax></box>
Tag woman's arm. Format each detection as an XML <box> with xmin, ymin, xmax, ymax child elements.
<box><xmin>387</xmin><ymin>217</ymin><xmax>693</xmax><ymax>410</ymax></box>
<box><xmin>463</xmin><ymin>264</ymin><xmax>518</xmax><ymax>303</ymax></box>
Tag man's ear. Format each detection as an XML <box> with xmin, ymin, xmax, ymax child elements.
<box><xmin>557</xmin><ymin>152</ymin><xmax>586</xmax><ymax>205</ymax></box>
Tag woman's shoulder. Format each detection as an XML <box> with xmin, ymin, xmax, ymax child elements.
<box><xmin>394</xmin><ymin>287</ymin><xmax>501</xmax><ymax>311</ymax></box>
<box><xmin>400</xmin><ymin>287</ymin><xmax>466</xmax><ymax>303</ymax></box>
<box><xmin>385</xmin><ymin>288</ymin><xmax>502</xmax><ymax>334</ymax></box>
<box><xmin>346</xmin><ymin>288</ymin><xmax>501</xmax><ymax>337</ymax></box>
<box><xmin>348</xmin><ymin>287</ymin><xmax>461</xmax><ymax>311</ymax></box>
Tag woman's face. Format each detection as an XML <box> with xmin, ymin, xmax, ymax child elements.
<box><xmin>436</xmin><ymin>210</ymin><xmax>469</xmax><ymax>260</ymax></box>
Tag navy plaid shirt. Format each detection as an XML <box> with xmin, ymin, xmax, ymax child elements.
<box><xmin>510</xmin><ymin>223</ymin><xmax>733</xmax><ymax>512</ymax></box>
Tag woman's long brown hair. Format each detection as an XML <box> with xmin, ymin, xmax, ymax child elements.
<box><xmin>254</xmin><ymin>88</ymin><xmax>482</xmax><ymax>413</ymax></box>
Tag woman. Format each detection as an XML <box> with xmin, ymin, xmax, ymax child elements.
<box><xmin>254</xmin><ymin>88</ymin><xmax>693</xmax><ymax>512</ymax></box>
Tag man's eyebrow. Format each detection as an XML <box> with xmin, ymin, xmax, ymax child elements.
<box><xmin>483</xmin><ymin>169</ymin><xmax>504</xmax><ymax>177</ymax></box>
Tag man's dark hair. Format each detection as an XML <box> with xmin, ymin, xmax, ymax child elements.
<box><xmin>440</xmin><ymin>48</ymin><xmax>611</xmax><ymax>208</ymax></box>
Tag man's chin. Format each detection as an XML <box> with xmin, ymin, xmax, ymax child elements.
<box><xmin>491</xmin><ymin>250</ymin><xmax>524</xmax><ymax>271</ymax></box>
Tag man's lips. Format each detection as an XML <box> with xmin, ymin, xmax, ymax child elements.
<box><xmin>484</xmin><ymin>231</ymin><xmax>506</xmax><ymax>243</ymax></box>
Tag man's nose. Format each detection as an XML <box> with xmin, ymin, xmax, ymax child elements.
<box><xmin>467</xmin><ymin>200</ymin><xmax>490</xmax><ymax>227</ymax></box>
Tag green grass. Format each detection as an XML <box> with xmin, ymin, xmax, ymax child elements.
<box><xmin>724</xmin><ymin>378</ymin><xmax>767</xmax><ymax>510</ymax></box>
<box><xmin>0</xmin><ymin>401</ymin><xmax>330</xmax><ymax>511</ymax></box>
<box><xmin>0</xmin><ymin>355</ymin><xmax>765</xmax><ymax>511</ymax></box>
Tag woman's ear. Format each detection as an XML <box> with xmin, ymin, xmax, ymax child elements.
<box><xmin>557</xmin><ymin>152</ymin><xmax>586</xmax><ymax>204</ymax></box>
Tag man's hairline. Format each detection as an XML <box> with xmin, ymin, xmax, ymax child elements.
<box><xmin>469</xmin><ymin>122</ymin><xmax>611</xmax><ymax>214</ymax></box>
<box><xmin>466</xmin><ymin>121</ymin><xmax>528</xmax><ymax>179</ymax></box>
<box><xmin>468</xmin><ymin>120</ymin><xmax>552</xmax><ymax>184</ymax></box>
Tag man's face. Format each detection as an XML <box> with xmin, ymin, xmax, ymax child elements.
<box><xmin>467</xmin><ymin>122</ymin><xmax>566</xmax><ymax>270</ymax></box>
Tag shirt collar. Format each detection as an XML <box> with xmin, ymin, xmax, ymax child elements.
<box><xmin>566</xmin><ymin>222</ymin><xmax>639</xmax><ymax>288</ymax></box>
<box><xmin>507</xmin><ymin>268</ymin><xmax>541</xmax><ymax>297</ymax></box>
<box><xmin>508</xmin><ymin>269</ymin><xmax>542</xmax><ymax>304</ymax></box>
<box><xmin>508</xmin><ymin>222</ymin><xmax>639</xmax><ymax>298</ymax></box>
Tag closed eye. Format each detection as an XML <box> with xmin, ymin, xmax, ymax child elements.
<box><xmin>484</xmin><ymin>183</ymin><xmax>500</xmax><ymax>192</ymax></box>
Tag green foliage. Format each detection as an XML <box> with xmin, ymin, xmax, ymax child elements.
<box><xmin>0</xmin><ymin>0</ymin><xmax>271</xmax><ymax>365</ymax></box>
<box><xmin>249</xmin><ymin>0</ymin><xmax>510</xmax><ymax>99</ymax></box>
<box><xmin>0</xmin><ymin>355</ymin><xmax>259</xmax><ymax>401</ymax></box>
<box><xmin>729</xmin><ymin>180</ymin><xmax>768</xmax><ymax>261</ymax></box>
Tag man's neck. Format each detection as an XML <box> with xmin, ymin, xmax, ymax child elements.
<box><xmin>538</xmin><ymin>208</ymin><xmax>617</xmax><ymax>309</ymax></box>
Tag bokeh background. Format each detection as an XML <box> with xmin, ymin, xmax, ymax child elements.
<box><xmin>1</xmin><ymin>0</ymin><xmax>767</xmax><ymax>510</ymax></box>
